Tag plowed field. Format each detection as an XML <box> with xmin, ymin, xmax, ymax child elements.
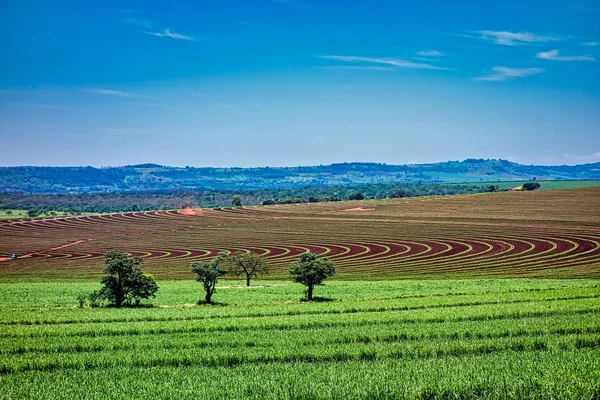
<box><xmin>1</xmin><ymin>188</ymin><xmax>599</xmax><ymax>279</ymax></box>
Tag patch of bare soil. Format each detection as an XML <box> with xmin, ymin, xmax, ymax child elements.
<box><xmin>340</xmin><ymin>207</ymin><xmax>375</xmax><ymax>212</ymax></box>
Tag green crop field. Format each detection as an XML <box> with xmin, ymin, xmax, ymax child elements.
<box><xmin>450</xmin><ymin>180</ymin><xmax>600</xmax><ymax>190</ymax></box>
<box><xmin>0</xmin><ymin>210</ymin><xmax>81</xmax><ymax>220</ymax></box>
<box><xmin>0</xmin><ymin>210</ymin><xmax>28</xmax><ymax>219</ymax></box>
<box><xmin>0</xmin><ymin>279</ymin><xmax>599</xmax><ymax>399</ymax></box>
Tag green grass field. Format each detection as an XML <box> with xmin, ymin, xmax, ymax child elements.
<box><xmin>1</xmin><ymin>278</ymin><xmax>599</xmax><ymax>399</ymax></box>
<box><xmin>450</xmin><ymin>180</ymin><xmax>600</xmax><ymax>190</ymax></box>
<box><xmin>0</xmin><ymin>210</ymin><xmax>78</xmax><ymax>220</ymax></box>
<box><xmin>0</xmin><ymin>210</ymin><xmax>29</xmax><ymax>219</ymax></box>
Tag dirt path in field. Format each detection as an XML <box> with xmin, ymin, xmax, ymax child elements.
<box><xmin>341</xmin><ymin>207</ymin><xmax>375</xmax><ymax>212</ymax></box>
<box><xmin>3</xmin><ymin>239</ymin><xmax>91</xmax><ymax>261</ymax></box>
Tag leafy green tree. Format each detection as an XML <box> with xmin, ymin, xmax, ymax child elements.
<box><xmin>228</xmin><ymin>251</ymin><xmax>268</xmax><ymax>286</ymax></box>
<box><xmin>289</xmin><ymin>253</ymin><xmax>336</xmax><ymax>301</ymax></box>
<box><xmin>27</xmin><ymin>210</ymin><xmax>38</xmax><ymax>218</ymax></box>
<box><xmin>191</xmin><ymin>252</ymin><xmax>228</xmax><ymax>304</ymax></box>
<box><xmin>522</xmin><ymin>182</ymin><xmax>541</xmax><ymax>191</ymax></box>
<box><xmin>348</xmin><ymin>192</ymin><xmax>364</xmax><ymax>200</ymax></box>
<box><xmin>390</xmin><ymin>189</ymin><xmax>410</xmax><ymax>198</ymax></box>
<box><xmin>99</xmin><ymin>251</ymin><xmax>158</xmax><ymax>307</ymax></box>
<box><xmin>232</xmin><ymin>195</ymin><xmax>242</xmax><ymax>207</ymax></box>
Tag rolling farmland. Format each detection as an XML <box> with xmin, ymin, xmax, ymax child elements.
<box><xmin>1</xmin><ymin>188</ymin><xmax>599</xmax><ymax>279</ymax></box>
<box><xmin>1</xmin><ymin>188</ymin><xmax>599</xmax><ymax>398</ymax></box>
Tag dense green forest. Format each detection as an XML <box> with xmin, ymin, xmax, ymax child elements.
<box><xmin>0</xmin><ymin>183</ymin><xmax>488</xmax><ymax>214</ymax></box>
<box><xmin>2</xmin><ymin>159</ymin><xmax>599</xmax><ymax>194</ymax></box>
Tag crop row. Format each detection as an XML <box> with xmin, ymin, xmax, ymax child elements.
<box><xmin>2</xmin><ymin>331</ymin><xmax>598</xmax><ymax>374</ymax></box>
<box><xmin>2</xmin><ymin>310</ymin><xmax>597</xmax><ymax>357</ymax></box>
<box><xmin>2</xmin><ymin>296</ymin><xmax>597</xmax><ymax>339</ymax></box>
<box><xmin>1</xmin><ymin>286</ymin><xmax>597</xmax><ymax>326</ymax></box>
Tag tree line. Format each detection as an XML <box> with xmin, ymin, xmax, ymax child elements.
<box><xmin>1</xmin><ymin>182</ymin><xmax>489</xmax><ymax>215</ymax></box>
<box><xmin>77</xmin><ymin>251</ymin><xmax>336</xmax><ymax>308</ymax></box>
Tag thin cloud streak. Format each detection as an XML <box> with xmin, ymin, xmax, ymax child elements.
<box><xmin>318</xmin><ymin>55</ymin><xmax>451</xmax><ymax>70</ymax></box>
<box><xmin>317</xmin><ymin>66</ymin><xmax>398</xmax><ymax>72</ymax></box>
<box><xmin>536</xmin><ymin>49</ymin><xmax>595</xmax><ymax>61</ymax></box>
<box><xmin>416</xmin><ymin>50</ymin><xmax>445</xmax><ymax>57</ymax></box>
<box><xmin>11</xmin><ymin>102</ymin><xmax>71</xmax><ymax>110</ymax></box>
<box><xmin>474</xmin><ymin>67</ymin><xmax>544</xmax><ymax>82</ymax></box>
<box><xmin>582</xmin><ymin>41</ymin><xmax>599</xmax><ymax>47</ymax></box>
<box><xmin>142</xmin><ymin>29</ymin><xmax>195</xmax><ymax>41</ymax></box>
<box><xmin>82</xmin><ymin>88</ymin><xmax>140</xmax><ymax>97</ymax></box>
<box><xmin>476</xmin><ymin>30</ymin><xmax>559</xmax><ymax>46</ymax></box>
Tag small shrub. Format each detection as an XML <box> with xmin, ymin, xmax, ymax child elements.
<box><xmin>76</xmin><ymin>293</ymin><xmax>87</xmax><ymax>308</ymax></box>
<box><xmin>88</xmin><ymin>290</ymin><xmax>102</xmax><ymax>308</ymax></box>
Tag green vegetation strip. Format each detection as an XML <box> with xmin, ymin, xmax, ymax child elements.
<box><xmin>1</xmin><ymin>279</ymin><xmax>599</xmax><ymax>399</ymax></box>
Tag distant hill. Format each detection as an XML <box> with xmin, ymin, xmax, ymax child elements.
<box><xmin>1</xmin><ymin>159</ymin><xmax>599</xmax><ymax>194</ymax></box>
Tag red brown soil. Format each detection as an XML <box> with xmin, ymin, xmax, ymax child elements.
<box><xmin>180</xmin><ymin>208</ymin><xmax>203</xmax><ymax>216</ymax></box>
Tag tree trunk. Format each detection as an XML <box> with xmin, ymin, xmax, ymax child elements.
<box><xmin>307</xmin><ymin>284</ymin><xmax>314</xmax><ymax>301</ymax></box>
<box><xmin>116</xmin><ymin>273</ymin><xmax>123</xmax><ymax>307</ymax></box>
<box><xmin>246</xmin><ymin>275</ymin><xmax>251</xmax><ymax>287</ymax></box>
<box><xmin>205</xmin><ymin>291</ymin><xmax>212</xmax><ymax>304</ymax></box>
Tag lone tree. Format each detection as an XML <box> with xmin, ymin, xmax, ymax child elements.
<box><xmin>232</xmin><ymin>195</ymin><xmax>242</xmax><ymax>207</ymax></box>
<box><xmin>100</xmin><ymin>251</ymin><xmax>159</xmax><ymax>307</ymax></box>
<box><xmin>289</xmin><ymin>253</ymin><xmax>336</xmax><ymax>301</ymax></box>
<box><xmin>191</xmin><ymin>252</ymin><xmax>228</xmax><ymax>304</ymax></box>
<box><xmin>348</xmin><ymin>192</ymin><xmax>365</xmax><ymax>201</ymax></box>
<box><xmin>229</xmin><ymin>251</ymin><xmax>268</xmax><ymax>286</ymax></box>
<box><xmin>522</xmin><ymin>182</ymin><xmax>541</xmax><ymax>191</ymax></box>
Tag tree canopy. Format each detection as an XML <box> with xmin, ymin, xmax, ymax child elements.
<box><xmin>289</xmin><ymin>253</ymin><xmax>336</xmax><ymax>301</ymax></box>
<box><xmin>99</xmin><ymin>251</ymin><xmax>159</xmax><ymax>307</ymax></box>
<box><xmin>191</xmin><ymin>252</ymin><xmax>228</xmax><ymax>304</ymax></box>
<box><xmin>228</xmin><ymin>251</ymin><xmax>268</xmax><ymax>286</ymax></box>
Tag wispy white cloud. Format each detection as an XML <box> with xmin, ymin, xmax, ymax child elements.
<box><xmin>122</xmin><ymin>17</ymin><xmax>154</xmax><ymax>29</ymax></box>
<box><xmin>536</xmin><ymin>49</ymin><xmax>595</xmax><ymax>61</ymax></box>
<box><xmin>476</xmin><ymin>30</ymin><xmax>559</xmax><ymax>46</ymax></box>
<box><xmin>318</xmin><ymin>66</ymin><xmax>398</xmax><ymax>72</ymax></box>
<box><xmin>82</xmin><ymin>88</ymin><xmax>140</xmax><ymax>98</ymax></box>
<box><xmin>416</xmin><ymin>50</ymin><xmax>445</xmax><ymax>57</ymax></box>
<box><xmin>11</xmin><ymin>102</ymin><xmax>71</xmax><ymax>110</ymax></box>
<box><xmin>474</xmin><ymin>67</ymin><xmax>544</xmax><ymax>82</ymax></box>
<box><xmin>142</xmin><ymin>29</ymin><xmax>195</xmax><ymax>41</ymax></box>
<box><xmin>581</xmin><ymin>41</ymin><xmax>598</xmax><ymax>47</ymax></box>
<box><xmin>318</xmin><ymin>55</ymin><xmax>451</xmax><ymax>70</ymax></box>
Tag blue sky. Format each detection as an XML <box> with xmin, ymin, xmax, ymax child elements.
<box><xmin>0</xmin><ymin>0</ymin><xmax>598</xmax><ymax>167</ymax></box>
